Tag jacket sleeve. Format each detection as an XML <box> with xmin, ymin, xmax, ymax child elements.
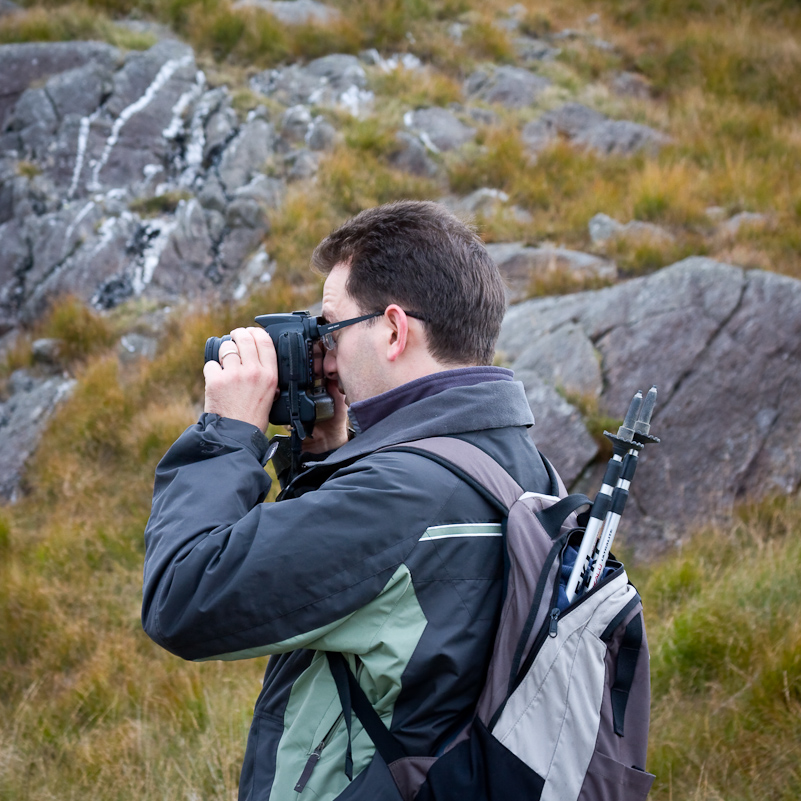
<box><xmin>141</xmin><ymin>413</ymin><xmax>461</xmax><ymax>662</ymax></box>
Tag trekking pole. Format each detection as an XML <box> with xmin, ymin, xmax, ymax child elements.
<box><xmin>586</xmin><ymin>386</ymin><xmax>659</xmax><ymax>590</ymax></box>
<box><xmin>564</xmin><ymin>390</ymin><xmax>643</xmax><ymax>604</ymax></box>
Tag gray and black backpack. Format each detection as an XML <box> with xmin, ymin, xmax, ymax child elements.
<box><xmin>327</xmin><ymin>436</ymin><xmax>655</xmax><ymax>801</ymax></box>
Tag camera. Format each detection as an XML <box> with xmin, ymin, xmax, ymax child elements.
<box><xmin>205</xmin><ymin>310</ymin><xmax>335</xmax><ymax>439</ymax></box>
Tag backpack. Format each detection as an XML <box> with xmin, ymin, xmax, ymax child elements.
<box><xmin>326</xmin><ymin>436</ymin><xmax>655</xmax><ymax>801</ymax></box>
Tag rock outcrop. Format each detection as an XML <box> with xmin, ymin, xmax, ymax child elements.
<box><xmin>0</xmin><ymin>40</ymin><xmax>327</xmax><ymax>334</ymax></box>
<box><xmin>522</xmin><ymin>101</ymin><xmax>668</xmax><ymax>156</ymax></box>
<box><xmin>498</xmin><ymin>258</ymin><xmax>801</xmax><ymax>557</ymax></box>
<box><xmin>0</xmin><ymin>369</ymin><xmax>76</xmax><ymax>501</ymax></box>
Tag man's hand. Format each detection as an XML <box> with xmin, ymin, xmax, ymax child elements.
<box><xmin>203</xmin><ymin>327</ymin><xmax>278</xmax><ymax>431</ymax></box>
<box><xmin>301</xmin><ymin>343</ymin><xmax>349</xmax><ymax>454</ymax></box>
<box><xmin>302</xmin><ymin>378</ymin><xmax>349</xmax><ymax>454</ymax></box>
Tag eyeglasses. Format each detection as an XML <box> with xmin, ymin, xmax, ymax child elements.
<box><xmin>318</xmin><ymin>310</ymin><xmax>427</xmax><ymax>352</ymax></box>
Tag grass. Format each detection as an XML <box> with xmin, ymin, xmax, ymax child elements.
<box><xmin>129</xmin><ymin>190</ymin><xmax>194</xmax><ymax>218</ymax></box>
<box><xmin>631</xmin><ymin>495</ymin><xmax>801</xmax><ymax>800</ymax></box>
<box><xmin>0</xmin><ymin>3</ymin><xmax>157</xmax><ymax>48</ymax></box>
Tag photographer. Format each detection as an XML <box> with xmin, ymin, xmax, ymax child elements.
<box><xmin>142</xmin><ymin>201</ymin><xmax>553</xmax><ymax>801</ymax></box>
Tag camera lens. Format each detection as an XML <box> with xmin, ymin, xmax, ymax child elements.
<box><xmin>204</xmin><ymin>334</ymin><xmax>232</xmax><ymax>364</ymax></box>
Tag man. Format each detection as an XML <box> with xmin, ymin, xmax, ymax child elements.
<box><xmin>142</xmin><ymin>201</ymin><xmax>553</xmax><ymax>801</ymax></box>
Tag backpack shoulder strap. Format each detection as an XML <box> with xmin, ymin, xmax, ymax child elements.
<box><xmin>383</xmin><ymin>436</ymin><xmax>524</xmax><ymax>512</ymax></box>
<box><xmin>385</xmin><ymin>437</ymin><xmax>588</xmax><ymax>540</ymax></box>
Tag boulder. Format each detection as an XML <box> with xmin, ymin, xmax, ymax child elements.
<box><xmin>0</xmin><ymin>0</ymin><xmax>21</xmax><ymax>16</ymax></box>
<box><xmin>573</xmin><ymin>119</ymin><xmax>669</xmax><ymax>156</ymax></box>
<box><xmin>589</xmin><ymin>213</ymin><xmax>674</xmax><ymax>247</ymax></box>
<box><xmin>497</xmin><ymin>258</ymin><xmax>801</xmax><ymax>557</ymax></box>
<box><xmin>83</xmin><ymin>41</ymin><xmax>199</xmax><ymax>194</ymax></box>
<box><xmin>522</xmin><ymin>102</ymin><xmax>668</xmax><ymax>156</ymax></box>
<box><xmin>306</xmin><ymin>116</ymin><xmax>337</xmax><ymax>151</ymax></box>
<box><xmin>513</xmin><ymin>37</ymin><xmax>561</xmax><ymax>63</ymax></box>
<box><xmin>442</xmin><ymin>188</ymin><xmax>510</xmax><ymax>216</ymax></box>
<box><xmin>0</xmin><ymin>38</ymin><xmax>296</xmax><ymax>326</ymax></box>
<box><xmin>388</xmin><ymin>132</ymin><xmax>438</xmax><ymax>177</ymax></box>
<box><xmin>284</xmin><ymin>148</ymin><xmax>319</xmax><ymax>181</ymax></box>
<box><xmin>611</xmin><ymin>71</ymin><xmax>652</xmax><ymax>100</ymax></box>
<box><xmin>719</xmin><ymin>211</ymin><xmax>769</xmax><ymax>237</ymax></box>
<box><xmin>403</xmin><ymin>107</ymin><xmax>476</xmax><ymax>152</ymax></box>
<box><xmin>45</xmin><ymin>61</ymin><xmax>114</xmax><ymax>120</ymax></box>
<box><xmin>486</xmin><ymin>242</ymin><xmax>616</xmax><ymax>302</ymax></box>
<box><xmin>251</xmin><ymin>54</ymin><xmax>372</xmax><ymax>114</ymax></box>
<box><xmin>464</xmin><ymin>66</ymin><xmax>551</xmax><ymax>108</ymax></box>
<box><xmin>280</xmin><ymin>104</ymin><xmax>312</xmax><ymax>143</ymax></box>
<box><xmin>0</xmin><ymin>369</ymin><xmax>76</xmax><ymax>502</ymax></box>
<box><xmin>233</xmin><ymin>0</ymin><xmax>341</xmax><ymax>25</ymax></box>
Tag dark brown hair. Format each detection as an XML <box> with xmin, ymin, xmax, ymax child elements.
<box><xmin>311</xmin><ymin>201</ymin><xmax>506</xmax><ymax>365</ymax></box>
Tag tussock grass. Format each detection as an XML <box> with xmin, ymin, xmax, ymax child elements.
<box><xmin>0</xmin><ymin>296</ymin><xmax>116</xmax><ymax>384</ymax></box>
<box><xmin>0</xmin><ymin>281</ymin><xmax>304</xmax><ymax>800</ymax></box>
<box><xmin>632</xmin><ymin>495</ymin><xmax>801</xmax><ymax>800</ymax></box>
<box><xmin>0</xmin><ymin>2</ymin><xmax>156</xmax><ymax>47</ymax></box>
<box><xmin>317</xmin><ymin>143</ymin><xmax>440</xmax><ymax>217</ymax></box>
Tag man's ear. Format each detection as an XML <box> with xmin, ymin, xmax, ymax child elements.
<box><xmin>383</xmin><ymin>304</ymin><xmax>409</xmax><ymax>362</ymax></box>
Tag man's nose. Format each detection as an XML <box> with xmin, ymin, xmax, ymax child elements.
<box><xmin>323</xmin><ymin>348</ymin><xmax>337</xmax><ymax>378</ymax></box>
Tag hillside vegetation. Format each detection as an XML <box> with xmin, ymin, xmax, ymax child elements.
<box><xmin>1</xmin><ymin>0</ymin><xmax>800</xmax><ymax>799</ymax></box>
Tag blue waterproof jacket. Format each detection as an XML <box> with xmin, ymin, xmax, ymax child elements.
<box><xmin>142</xmin><ymin>377</ymin><xmax>551</xmax><ymax>800</ymax></box>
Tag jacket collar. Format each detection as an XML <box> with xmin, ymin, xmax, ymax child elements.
<box><xmin>347</xmin><ymin>366</ymin><xmax>514</xmax><ymax>435</ymax></box>
<box><xmin>318</xmin><ymin>376</ymin><xmax>534</xmax><ymax>469</ymax></box>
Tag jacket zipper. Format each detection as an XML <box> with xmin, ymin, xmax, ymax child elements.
<box><xmin>294</xmin><ymin>711</ymin><xmax>345</xmax><ymax>793</ymax></box>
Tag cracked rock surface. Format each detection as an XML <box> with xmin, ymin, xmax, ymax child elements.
<box><xmin>0</xmin><ymin>369</ymin><xmax>76</xmax><ymax>501</ymax></box>
<box><xmin>498</xmin><ymin>257</ymin><xmax>801</xmax><ymax>557</ymax></box>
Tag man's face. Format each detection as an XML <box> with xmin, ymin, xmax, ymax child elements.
<box><xmin>320</xmin><ymin>263</ymin><xmax>388</xmax><ymax>406</ymax></box>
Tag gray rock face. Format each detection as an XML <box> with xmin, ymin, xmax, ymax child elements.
<box><xmin>440</xmin><ymin>188</ymin><xmax>510</xmax><ymax>217</ymax></box>
<box><xmin>611</xmin><ymin>71</ymin><xmax>652</xmax><ymax>99</ymax></box>
<box><xmin>513</xmin><ymin>37</ymin><xmax>561</xmax><ymax>63</ymax></box>
<box><xmin>250</xmin><ymin>55</ymin><xmax>371</xmax><ymax>114</ymax></box>
<box><xmin>0</xmin><ymin>0</ymin><xmax>21</xmax><ymax>16</ymax></box>
<box><xmin>0</xmin><ymin>369</ymin><xmax>76</xmax><ymax>501</ymax></box>
<box><xmin>389</xmin><ymin>132</ymin><xmax>438</xmax><ymax>177</ymax></box>
<box><xmin>719</xmin><ymin>211</ymin><xmax>769</xmax><ymax>237</ymax></box>
<box><xmin>280</xmin><ymin>104</ymin><xmax>312</xmax><ymax>143</ymax></box>
<box><xmin>515</xmin><ymin>369</ymin><xmax>599</xmax><ymax>484</ymax></box>
<box><xmin>498</xmin><ymin>258</ymin><xmax>801</xmax><ymax>556</ymax></box>
<box><xmin>522</xmin><ymin>102</ymin><xmax>668</xmax><ymax>156</ymax></box>
<box><xmin>574</xmin><ymin>119</ymin><xmax>669</xmax><ymax>156</ymax></box>
<box><xmin>404</xmin><ymin>107</ymin><xmax>476</xmax><ymax>152</ymax></box>
<box><xmin>464</xmin><ymin>66</ymin><xmax>551</xmax><ymax>108</ymax></box>
<box><xmin>0</xmin><ymin>38</ymin><xmax>326</xmax><ymax>329</ymax></box>
<box><xmin>589</xmin><ymin>213</ymin><xmax>674</xmax><ymax>246</ymax></box>
<box><xmin>486</xmin><ymin>242</ymin><xmax>616</xmax><ymax>302</ymax></box>
<box><xmin>0</xmin><ymin>41</ymin><xmax>120</xmax><ymax>131</ymax></box>
<box><xmin>218</xmin><ymin>118</ymin><xmax>275</xmax><ymax>193</ymax></box>
<box><xmin>233</xmin><ymin>0</ymin><xmax>340</xmax><ymax>24</ymax></box>
<box><xmin>306</xmin><ymin>116</ymin><xmax>337</xmax><ymax>151</ymax></box>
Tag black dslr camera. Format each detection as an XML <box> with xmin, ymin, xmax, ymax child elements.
<box><xmin>205</xmin><ymin>311</ymin><xmax>335</xmax><ymax>440</ymax></box>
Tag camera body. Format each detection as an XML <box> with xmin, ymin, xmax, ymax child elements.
<box><xmin>205</xmin><ymin>310</ymin><xmax>335</xmax><ymax>438</ymax></box>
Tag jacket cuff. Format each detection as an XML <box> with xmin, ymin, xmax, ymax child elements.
<box><xmin>198</xmin><ymin>413</ymin><xmax>271</xmax><ymax>465</ymax></box>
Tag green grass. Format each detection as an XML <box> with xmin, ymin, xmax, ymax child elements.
<box><xmin>630</xmin><ymin>495</ymin><xmax>801</xmax><ymax>800</ymax></box>
<box><xmin>129</xmin><ymin>190</ymin><xmax>193</xmax><ymax>218</ymax></box>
